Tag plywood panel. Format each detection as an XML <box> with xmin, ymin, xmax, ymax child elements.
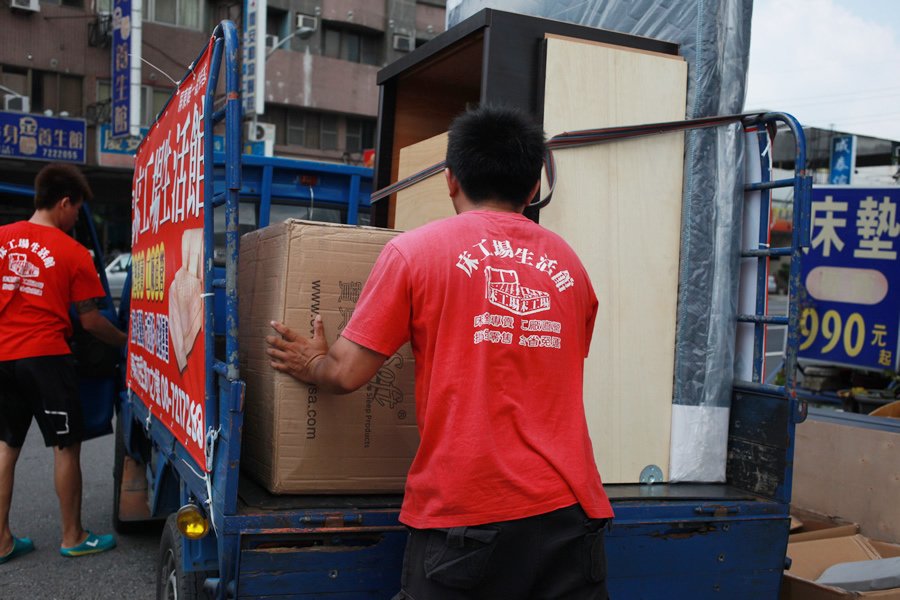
<box><xmin>793</xmin><ymin>419</ymin><xmax>900</xmax><ymax>543</ymax></box>
<box><xmin>540</xmin><ymin>36</ymin><xmax>687</xmax><ymax>483</ymax></box>
<box><xmin>384</xmin><ymin>35</ymin><xmax>483</xmax><ymax>228</ymax></box>
<box><xmin>394</xmin><ymin>132</ymin><xmax>454</xmax><ymax>231</ymax></box>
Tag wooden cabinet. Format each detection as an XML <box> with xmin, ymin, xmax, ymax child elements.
<box><xmin>372</xmin><ymin>8</ymin><xmax>678</xmax><ymax>228</ymax></box>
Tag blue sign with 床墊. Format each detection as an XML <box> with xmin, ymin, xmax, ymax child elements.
<box><xmin>800</xmin><ymin>186</ymin><xmax>900</xmax><ymax>370</ymax></box>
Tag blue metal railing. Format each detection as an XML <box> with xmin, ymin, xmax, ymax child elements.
<box><xmin>201</xmin><ymin>22</ymin><xmax>242</xmax><ymax>455</ymax></box>
<box><xmin>736</xmin><ymin>112</ymin><xmax>812</xmax><ymax>425</ymax></box>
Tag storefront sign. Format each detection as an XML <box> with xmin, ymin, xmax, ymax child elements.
<box><xmin>99</xmin><ymin>124</ymin><xmax>147</xmax><ymax>155</ymax></box>
<box><xmin>828</xmin><ymin>135</ymin><xmax>856</xmax><ymax>185</ymax></box>
<box><xmin>0</xmin><ymin>111</ymin><xmax>86</xmax><ymax>163</ymax></box>
<box><xmin>241</xmin><ymin>0</ymin><xmax>266</xmax><ymax>116</ymax></box>
<box><xmin>111</xmin><ymin>0</ymin><xmax>132</xmax><ymax>138</ymax></box>
<box><xmin>800</xmin><ymin>186</ymin><xmax>900</xmax><ymax>370</ymax></box>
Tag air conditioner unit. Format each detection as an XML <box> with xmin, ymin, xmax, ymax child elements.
<box><xmin>245</xmin><ymin>121</ymin><xmax>275</xmax><ymax>157</ymax></box>
<box><xmin>295</xmin><ymin>13</ymin><xmax>317</xmax><ymax>32</ymax></box>
<box><xmin>10</xmin><ymin>0</ymin><xmax>40</xmax><ymax>13</ymax></box>
<box><xmin>265</xmin><ymin>34</ymin><xmax>279</xmax><ymax>51</ymax></box>
<box><xmin>3</xmin><ymin>94</ymin><xmax>30</xmax><ymax>113</ymax></box>
<box><xmin>392</xmin><ymin>34</ymin><xmax>414</xmax><ymax>52</ymax></box>
<box><xmin>245</xmin><ymin>121</ymin><xmax>276</xmax><ymax>143</ymax></box>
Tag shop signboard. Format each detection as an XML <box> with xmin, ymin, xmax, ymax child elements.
<box><xmin>800</xmin><ymin>186</ymin><xmax>900</xmax><ymax>371</ymax></box>
<box><xmin>111</xmin><ymin>0</ymin><xmax>133</xmax><ymax>138</ymax></box>
<box><xmin>0</xmin><ymin>112</ymin><xmax>86</xmax><ymax>163</ymax></box>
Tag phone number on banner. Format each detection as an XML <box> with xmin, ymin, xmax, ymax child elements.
<box><xmin>129</xmin><ymin>339</ymin><xmax>204</xmax><ymax>450</ymax></box>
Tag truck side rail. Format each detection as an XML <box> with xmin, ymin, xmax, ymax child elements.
<box><xmin>728</xmin><ymin>113</ymin><xmax>811</xmax><ymax>506</ymax></box>
<box><xmin>212</xmin><ymin>154</ymin><xmax>373</xmax><ymax>228</ymax></box>
<box><xmin>735</xmin><ymin>112</ymin><xmax>811</xmax><ymax>420</ymax></box>
<box><xmin>205</xmin><ymin>21</ymin><xmax>242</xmax><ymax>392</ymax></box>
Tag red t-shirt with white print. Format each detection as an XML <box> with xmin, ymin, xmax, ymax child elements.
<box><xmin>341</xmin><ymin>210</ymin><xmax>613</xmax><ymax>529</ymax></box>
<box><xmin>0</xmin><ymin>221</ymin><xmax>105</xmax><ymax>361</ymax></box>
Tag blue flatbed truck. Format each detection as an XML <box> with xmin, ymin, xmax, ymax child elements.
<box><xmin>110</xmin><ymin>19</ymin><xmax>815</xmax><ymax>600</ymax></box>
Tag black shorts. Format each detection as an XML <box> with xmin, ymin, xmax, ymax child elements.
<box><xmin>394</xmin><ymin>504</ymin><xmax>609</xmax><ymax>600</ymax></box>
<box><xmin>0</xmin><ymin>355</ymin><xmax>84</xmax><ymax>449</ymax></box>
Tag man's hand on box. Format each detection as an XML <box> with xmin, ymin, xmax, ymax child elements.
<box><xmin>266</xmin><ymin>316</ymin><xmax>329</xmax><ymax>383</ymax></box>
<box><xmin>266</xmin><ymin>315</ymin><xmax>392</xmax><ymax>395</ymax></box>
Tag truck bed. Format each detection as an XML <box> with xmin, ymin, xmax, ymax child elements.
<box><xmin>237</xmin><ymin>473</ymin><xmax>766</xmax><ymax>514</ymax></box>
<box><xmin>237</xmin><ymin>473</ymin><xmax>404</xmax><ymax>513</ymax></box>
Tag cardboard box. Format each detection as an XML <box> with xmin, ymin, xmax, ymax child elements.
<box><xmin>791</xmin><ymin>508</ymin><xmax>861</xmax><ymax>543</ymax></box>
<box><xmin>794</xmin><ymin>418</ymin><xmax>900</xmax><ymax>543</ymax></box>
<box><xmin>238</xmin><ymin>220</ymin><xmax>419</xmax><ymax>494</ymax></box>
<box><xmin>782</xmin><ymin>533</ymin><xmax>900</xmax><ymax>599</ymax></box>
<box><xmin>870</xmin><ymin>401</ymin><xmax>900</xmax><ymax>419</ymax></box>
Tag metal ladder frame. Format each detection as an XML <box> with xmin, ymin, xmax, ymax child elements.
<box><xmin>737</xmin><ymin>112</ymin><xmax>812</xmax><ymax>425</ymax></box>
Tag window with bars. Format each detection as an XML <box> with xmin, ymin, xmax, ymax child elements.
<box><xmin>346</xmin><ymin>117</ymin><xmax>375</xmax><ymax>154</ymax></box>
<box><xmin>267</xmin><ymin>107</ymin><xmax>376</xmax><ymax>154</ymax></box>
<box><xmin>321</xmin><ymin>114</ymin><xmax>338</xmax><ymax>151</ymax></box>
<box><xmin>286</xmin><ymin>110</ymin><xmax>319</xmax><ymax>147</ymax></box>
<box><xmin>0</xmin><ymin>67</ymin><xmax>83</xmax><ymax>117</ymax></box>
<box><xmin>98</xmin><ymin>81</ymin><xmax>172</xmax><ymax>126</ymax></box>
<box><xmin>148</xmin><ymin>0</ymin><xmax>204</xmax><ymax>29</ymax></box>
<box><xmin>285</xmin><ymin>110</ymin><xmax>342</xmax><ymax>150</ymax></box>
<box><xmin>42</xmin><ymin>0</ymin><xmax>85</xmax><ymax>7</ymax></box>
<box><xmin>321</xmin><ymin>24</ymin><xmax>381</xmax><ymax>66</ymax></box>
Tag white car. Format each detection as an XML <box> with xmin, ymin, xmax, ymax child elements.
<box><xmin>105</xmin><ymin>252</ymin><xmax>131</xmax><ymax>301</ymax></box>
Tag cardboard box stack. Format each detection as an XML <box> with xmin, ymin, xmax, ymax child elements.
<box><xmin>238</xmin><ymin>220</ymin><xmax>419</xmax><ymax>494</ymax></box>
<box><xmin>784</xmin><ymin>509</ymin><xmax>900</xmax><ymax>599</ymax></box>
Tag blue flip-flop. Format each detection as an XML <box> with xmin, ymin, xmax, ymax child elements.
<box><xmin>0</xmin><ymin>537</ymin><xmax>35</xmax><ymax>565</ymax></box>
<box><xmin>59</xmin><ymin>531</ymin><xmax>116</xmax><ymax>558</ymax></box>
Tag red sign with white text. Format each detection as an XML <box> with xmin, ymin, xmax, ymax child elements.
<box><xmin>126</xmin><ymin>40</ymin><xmax>212</xmax><ymax>470</ymax></box>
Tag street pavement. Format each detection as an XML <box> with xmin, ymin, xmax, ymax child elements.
<box><xmin>1</xmin><ymin>422</ymin><xmax>158</xmax><ymax>600</ymax></box>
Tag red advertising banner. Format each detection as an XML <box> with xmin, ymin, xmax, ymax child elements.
<box><xmin>127</xmin><ymin>40</ymin><xmax>213</xmax><ymax>470</ymax></box>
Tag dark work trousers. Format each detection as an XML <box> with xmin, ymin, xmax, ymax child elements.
<box><xmin>393</xmin><ymin>504</ymin><xmax>609</xmax><ymax>600</ymax></box>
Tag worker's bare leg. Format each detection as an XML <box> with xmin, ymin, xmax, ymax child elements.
<box><xmin>54</xmin><ymin>443</ymin><xmax>87</xmax><ymax>548</ymax></box>
<box><xmin>0</xmin><ymin>441</ymin><xmax>22</xmax><ymax>555</ymax></box>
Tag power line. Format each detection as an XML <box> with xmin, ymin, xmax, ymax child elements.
<box><xmin>748</xmin><ymin>86</ymin><xmax>900</xmax><ymax>107</ymax></box>
<box><xmin>748</xmin><ymin>96</ymin><xmax>900</xmax><ymax>114</ymax></box>
<box><xmin>807</xmin><ymin>109</ymin><xmax>900</xmax><ymax>124</ymax></box>
<box><xmin>748</xmin><ymin>56</ymin><xmax>900</xmax><ymax>78</ymax></box>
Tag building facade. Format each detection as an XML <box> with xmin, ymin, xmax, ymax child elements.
<box><xmin>0</xmin><ymin>0</ymin><xmax>445</xmax><ymax>253</ymax></box>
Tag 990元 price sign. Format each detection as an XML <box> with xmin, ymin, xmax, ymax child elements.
<box><xmin>798</xmin><ymin>187</ymin><xmax>899</xmax><ymax>371</ymax></box>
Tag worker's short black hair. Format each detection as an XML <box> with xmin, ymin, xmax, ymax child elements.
<box><xmin>445</xmin><ymin>105</ymin><xmax>545</xmax><ymax>207</ymax></box>
<box><xmin>34</xmin><ymin>163</ymin><xmax>93</xmax><ymax>210</ymax></box>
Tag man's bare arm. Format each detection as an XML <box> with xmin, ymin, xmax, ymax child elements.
<box><xmin>76</xmin><ymin>299</ymin><xmax>128</xmax><ymax>347</ymax></box>
<box><xmin>266</xmin><ymin>315</ymin><xmax>387</xmax><ymax>394</ymax></box>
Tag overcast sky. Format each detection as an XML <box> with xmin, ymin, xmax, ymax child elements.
<box><xmin>745</xmin><ymin>0</ymin><xmax>900</xmax><ymax>141</ymax></box>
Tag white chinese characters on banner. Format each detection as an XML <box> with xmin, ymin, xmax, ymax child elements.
<box><xmin>131</xmin><ymin>66</ymin><xmax>208</xmax><ymax>247</ymax></box>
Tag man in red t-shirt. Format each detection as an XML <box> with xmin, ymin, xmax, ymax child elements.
<box><xmin>0</xmin><ymin>163</ymin><xmax>127</xmax><ymax>564</ymax></box>
<box><xmin>267</xmin><ymin>106</ymin><xmax>613</xmax><ymax>598</ymax></box>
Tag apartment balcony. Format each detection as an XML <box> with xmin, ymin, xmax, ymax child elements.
<box><xmin>264</xmin><ymin>51</ymin><xmax>379</xmax><ymax>117</ymax></box>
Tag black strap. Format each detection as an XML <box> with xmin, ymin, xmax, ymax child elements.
<box><xmin>370</xmin><ymin>112</ymin><xmax>769</xmax><ymax>209</ymax></box>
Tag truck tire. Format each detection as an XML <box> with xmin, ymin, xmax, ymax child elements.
<box><xmin>157</xmin><ymin>514</ymin><xmax>214</xmax><ymax>600</ymax></box>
